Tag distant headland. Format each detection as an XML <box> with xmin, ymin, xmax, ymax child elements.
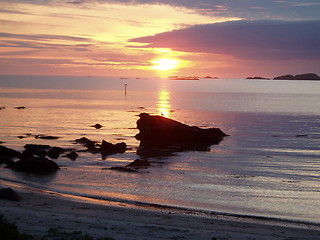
<box><xmin>273</xmin><ymin>73</ymin><xmax>320</xmax><ymax>80</ymax></box>
<box><xmin>245</xmin><ymin>73</ymin><xmax>320</xmax><ymax>81</ymax></box>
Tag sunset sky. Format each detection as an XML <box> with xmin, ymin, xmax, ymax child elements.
<box><xmin>0</xmin><ymin>0</ymin><xmax>320</xmax><ymax>78</ymax></box>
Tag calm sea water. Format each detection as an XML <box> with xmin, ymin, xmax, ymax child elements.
<box><xmin>0</xmin><ymin>75</ymin><xmax>320</xmax><ymax>223</ymax></box>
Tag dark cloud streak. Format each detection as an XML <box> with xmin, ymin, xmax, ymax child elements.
<box><xmin>0</xmin><ymin>32</ymin><xmax>92</xmax><ymax>42</ymax></box>
<box><xmin>131</xmin><ymin>20</ymin><xmax>320</xmax><ymax>61</ymax></box>
<box><xmin>3</xmin><ymin>0</ymin><xmax>320</xmax><ymax>20</ymax></box>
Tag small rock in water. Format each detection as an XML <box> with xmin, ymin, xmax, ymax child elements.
<box><xmin>63</xmin><ymin>151</ymin><xmax>78</xmax><ymax>161</ymax></box>
<box><xmin>17</xmin><ymin>135</ymin><xmax>27</xmax><ymax>139</ymax></box>
<box><xmin>92</xmin><ymin>123</ymin><xmax>103</xmax><ymax>129</ymax></box>
<box><xmin>47</xmin><ymin>147</ymin><xmax>65</xmax><ymax>159</ymax></box>
<box><xmin>35</xmin><ymin>134</ymin><xmax>60</xmax><ymax>140</ymax></box>
<box><xmin>296</xmin><ymin>135</ymin><xmax>308</xmax><ymax>138</ymax></box>
<box><xmin>75</xmin><ymin>137</ymin><xmax>94</xmax><ymax>145</ymax></box>
<box><xmin>126</xmin><ymin>159</ymin><xmax>151</xmax><ymax>168</ymax></box>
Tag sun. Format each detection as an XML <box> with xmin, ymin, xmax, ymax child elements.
<box><xmin>152</xmin><ymin>58</ymin><xmax>180</xmax><ymax>71</ymax></box>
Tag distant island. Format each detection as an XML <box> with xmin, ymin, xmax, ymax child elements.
<box><xmin>203</xmin><ymin>76</ymin><xmax>218</xmax><ymax>79</ymax></box>
<box><xmin>168</xmin><ymin>75</ymin><xmax>220</xmax><ymax>80</ymax></box>
<box><xmin>246</xmin><ymin>76</ymin><xmax>270</xmax><ymax>80</ymax></box>
<box><xmin>273</xmin><ymin>73</ymin><xmax>320</xmax><ymax>80</ymax></box>
<box><xmin>169</xmin><ymin>76</ymin><xmax>199</xmax><ymax>80</ymax></box>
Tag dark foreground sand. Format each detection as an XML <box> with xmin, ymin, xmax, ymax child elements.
<box><xmin>0</xmin><ymin>187</ymin><xmax>320</xmax><ymax>240</ymax></box>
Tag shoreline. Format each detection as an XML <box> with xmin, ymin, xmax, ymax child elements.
<box><xmin>1</xmin><ymin>185</ymin><xmax>320</xmax><ymax>240</ymax></box>
<box><xmin>3</xmin><ymin>177</ymin><xmax>320</xmax><ymax>227</ymax></box>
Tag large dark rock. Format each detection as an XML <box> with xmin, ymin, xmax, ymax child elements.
<box><xmin>135</xmin><ymin>113</ymin><xmax>228</xmax><ymax>158</ymax></box>
<box><xmin>135</xmin><ymin>113</ymin><xmax>227</xmax><ymax>146</ymax></box>
<box><xmin>6</xmin><ymin>157</ymin><xmax>60</xmax><ymax>174</ymax></box>
<box><xmin>0</xmin><ymin>188</ymin><xmax>22</xmax><ymax>201</ymax></box>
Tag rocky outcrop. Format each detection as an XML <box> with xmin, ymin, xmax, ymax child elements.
<box><xmin>135</xmin><ymin>113</ymin><xmax>227</xmax><ymax>146</ymax></box>
<box><xmin>135</xmin><ymin>113</ymin><xmax>228</xmax><ymax>158</ymax></box>
<box><xmin>273</xmin><ymin>73</ymin><xmax>320</xmax><ymax>80</ymax></box>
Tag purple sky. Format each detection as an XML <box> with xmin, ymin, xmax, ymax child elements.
<box><xmin>1</xmin><ymin>0</ymin><xmax>320</xmax><ymax>77</ymax></box>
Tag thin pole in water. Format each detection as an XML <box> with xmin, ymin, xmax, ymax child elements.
<box><xmin>125</xmin><ymin>83</ymin><xmax>127</xmax><ymax>95</ymax></box>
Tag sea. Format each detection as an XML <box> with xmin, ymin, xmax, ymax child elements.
<box><xmin>0</xmin><ymin>75</ymin><xmax>319</xmax><ymax>224</ymax></box>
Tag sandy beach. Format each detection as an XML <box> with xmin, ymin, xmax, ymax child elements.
<box><xmin>0</xmin><ymin>186</ymin><xmax>319</xmax><ymax>240</ymax></box>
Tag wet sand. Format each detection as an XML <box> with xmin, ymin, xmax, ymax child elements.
<box><xmin>1</xmin><ymin>187</ymin><xmax>320</xmax><ymax>240</ymax></box>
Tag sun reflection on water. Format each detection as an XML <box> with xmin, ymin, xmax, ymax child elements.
<box><xmin>157</xmin><ymin>89</ymin><xmax>171</xmax><ymax>118</ymax></box>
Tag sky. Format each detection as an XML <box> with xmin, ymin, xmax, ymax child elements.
<box><xmin>0</xmin><ymin>0</ymin><xmax>320</xmax><ymax>78</ymax></box>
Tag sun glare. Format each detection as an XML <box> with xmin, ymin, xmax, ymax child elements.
<box><xmin>152</xmin><ymin>58</ymin><xmax>180</xmax><ymax>71</ymax></box>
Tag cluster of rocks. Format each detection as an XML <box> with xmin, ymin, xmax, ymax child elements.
<box><xmin>0</xmin><ymin>137</ymin><xmax>130</xmax><ymax>174</ymax></box>
<box><xmin>1</xmin><ymin>144</ymin><xmax>60</xmax><ymax>174</ymax></box>
<box><xmin>1</xmin><ymin>113</ymin><xmax>228</xmax><ymax>175</ymax></box>
<box><xmin>17</xmin><ymin>133</ymin><xmax>60</xmax><ymax>140</ymax></box>
<box><xmin>75</xmin><ymin>137</ymin><xmax>127</xmax><ymax>157</ymax></box>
